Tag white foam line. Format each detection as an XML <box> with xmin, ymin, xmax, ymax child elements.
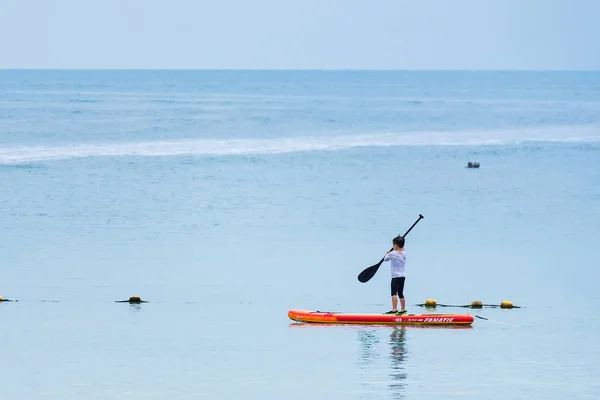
<box><xmin>1</xmin><ymin>127</ymin><xmax>599</xmax><ymax>164</ymax></box>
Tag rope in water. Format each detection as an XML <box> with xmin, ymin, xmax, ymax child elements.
<box><xmin>416</xmin><ymin>303</ymin><xmax>521</xmax><ymax>308</ymax></box>
<box><xmin>2</xmin><ymin>296</ymin><xmax>522</xmax><ymax>308</ymax></box>
<box><xmin>415</xmin><ymin>300</ymin><xmax>521</xmax><ymax>309</ymax></box>
<box><xmin>474</xmin><ymin>315</ymin><xmax>521</xmax><ymax>327</ymax></box>
<box><xmin>0</xmin><ymin>297</ymin><xmax>147</xmax><ymax>303</ymax></box>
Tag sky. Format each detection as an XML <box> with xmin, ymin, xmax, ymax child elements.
<box><xmin>0</xmin><ymin>0</ymin><xmax>598</xmax><ymax>70</ymax></box>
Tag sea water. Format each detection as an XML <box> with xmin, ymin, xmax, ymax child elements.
<box><xmin>1</xmin><ymin>70</ymin><xmax>599</xmax><ymax>399</ymax></box>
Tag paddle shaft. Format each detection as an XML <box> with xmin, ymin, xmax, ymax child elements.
<box><xmin>379</xmin><ymin>214</ymin><xmax>424</xmax><ymax>263</ymax></box>
<box><xmin>401</xmin><ymin>214</ymin><xmax>424</xmax><ymax>238</ymax></box>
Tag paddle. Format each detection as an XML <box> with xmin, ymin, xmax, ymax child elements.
<box><xmin>357</xmin><ymin>214</ymin><xmax>424</xmax><ymax>283</ymax></box>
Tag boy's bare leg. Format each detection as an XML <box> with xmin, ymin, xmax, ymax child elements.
<box><xmin>400</xmin><ymin>297</ymin><xmax>406</xmax><ymax>312</ymax></box>
<box><xmin>392</xmin><ymin>295</ymin><xmax>398</xmax><ymax>311</ymax></box>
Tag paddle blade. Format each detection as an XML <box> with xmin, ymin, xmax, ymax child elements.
<box><xmin>357</xmin><ymin>262</ymin><xmax>382</xmax><ymax>283</ymax></box>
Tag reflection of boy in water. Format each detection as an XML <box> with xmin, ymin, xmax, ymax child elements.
<box><xmin>383</xmin><ymin>235</ymin><xmax>407</xmax><ymax>314</ymax></box>
<box><xmin>390</xmin><ymin>328</ymin><xmax>407</xmax><ymax>361</ymax></box>
<box><xmin>355</xmin><ymin>328</ymin><xmax>407</xmax><ymax>398</ymax></box>
<box><xmin>389</xmin><ymin>328</ymin><xmax>408</xmax><ymax>395</ymax></box>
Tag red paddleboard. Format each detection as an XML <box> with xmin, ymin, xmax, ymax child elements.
<box><xmin>288</xmin><ymin>309</ymin><xmax>474</xmax><ymax>325</ymax></box>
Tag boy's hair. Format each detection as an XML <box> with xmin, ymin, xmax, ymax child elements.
<box><xmin>393</xmin><ymin>235</ymin><xmax>405</xmax><ymax>248</ymax></box>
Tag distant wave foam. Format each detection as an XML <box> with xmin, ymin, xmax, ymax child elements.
<box><xmin>1</xmin><ymin>126</ymin><xmax>599</xmax><ymax>164</ymax></box>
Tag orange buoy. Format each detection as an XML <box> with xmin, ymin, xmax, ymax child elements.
<box><xmin>500</xmin><ymin>300</ymin><xmax>513</xmax><ymax>309</ymax></box>
<box><xmin>424</xmin><ymin>299</ymin><xmax>437</xmax><ymax>307</ymax></box>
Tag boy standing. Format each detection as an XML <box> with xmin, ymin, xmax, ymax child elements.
<box><xmin>383</xmin><ymin>235</ymin><xmax>407</xmax><ymax>314</ymax></box>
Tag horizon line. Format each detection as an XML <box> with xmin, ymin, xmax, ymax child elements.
<box><xmin>1</xmin><ymin>67</ymin><xmax>600</xmax><ymax>73</ymax></box>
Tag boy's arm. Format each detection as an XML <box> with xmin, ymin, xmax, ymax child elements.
<box><xmin>383</xmin><ymin>250</ymin><xmax>393</xmax><ymax>261</ymax></box>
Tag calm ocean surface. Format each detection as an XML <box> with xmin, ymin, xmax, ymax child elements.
<box><xmin>1</xmin><ymin>70</ymin><xmax>600</xmax><ymax>399</ymax></box>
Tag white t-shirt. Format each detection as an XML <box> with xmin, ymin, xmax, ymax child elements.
<box><xmin>383</xmin><ymin>249</ymin><xmax>406</xmax><ymax>278</ymax></box>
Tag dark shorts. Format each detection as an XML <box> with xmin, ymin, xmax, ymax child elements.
<box><xmin>391</xmin><ymin>277</ymin><xmax>405</xmax><ymax>298</ymax></box>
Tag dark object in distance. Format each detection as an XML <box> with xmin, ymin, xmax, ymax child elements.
<box><xmin>115</xmin><ymin>296</ymin><xmax>148</xmax><ymax>303</ymax></box>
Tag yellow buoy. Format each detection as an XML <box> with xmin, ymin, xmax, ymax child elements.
<box><xmin>471</xmin><ymin>300</ymin><xmax>483</xmax><ymax>308</ymax></box>
<box><xmin>129</xmin><ymin>296</ymin><xmax>142</xmax><ymax>303</ymax></box>
<box><xmin>0</xmin><ymin>296</ymin><xmax>3</xmax><ymax>302</ymax></box>
<box><xmin>424</xmin><ymin>299</ymin><xmax>437</xmax><ymax>307</ymax></box>
<box><xmin>500</xmin><ymin>300</ymin><xmax>513</xmax><ymax>309</ymax></box>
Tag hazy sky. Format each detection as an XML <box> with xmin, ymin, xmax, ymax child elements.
<box><xmin>0</xmin><ymin>0</ymin><xmax>598</xmax><ymax>70</ymax></box>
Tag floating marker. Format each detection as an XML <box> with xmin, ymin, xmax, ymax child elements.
<box><xmin>471</xmin><ymin>300</ymin><xmax>483</xmax><ymax>308</ymax></box>
<box><xmin>424</xmin><ymin>299</ymin><xmax>437</xmax><ymax>307</ymax></box>
<box><xmin>500</xmin><ymin>300</ymin><xmax>513</xmax><ymax>309</ymax></box>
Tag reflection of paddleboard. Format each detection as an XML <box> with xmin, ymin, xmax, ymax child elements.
<box><xmin>288</xmin><ymin>309</ymin><xmax>474</xmax><ymax>325</ymax></box>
